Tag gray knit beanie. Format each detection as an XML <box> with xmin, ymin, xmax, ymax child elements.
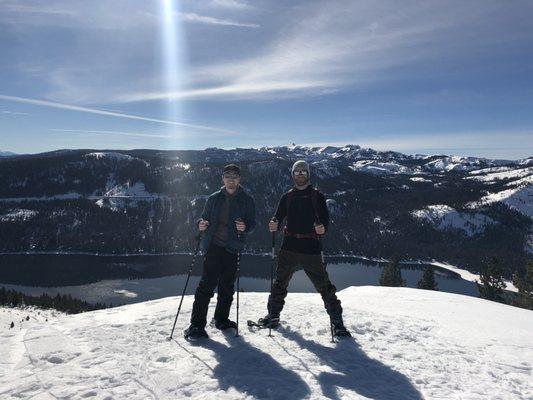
<box><xmin>291</xmin><ymin>160</ymin><xmax>310</xmax><ymax>176</ymax></box>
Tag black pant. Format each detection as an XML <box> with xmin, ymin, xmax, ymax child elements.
<box><xmin>267</xmin><ymin>249</ymin><xmax>343</xmax><ymax>321</ymax></box>
<box><xmin>190</xmin><ymin>243</ymin><xmax>238</xmax><ymax>328</ymax></box>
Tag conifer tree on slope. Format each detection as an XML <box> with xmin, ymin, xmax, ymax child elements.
<box><xmin>379</xmin><ymin>255</ymin><xmax>405</xmax><ymax>287</ymax></box>
<box><xmin>477</xmin><ymin>256</ymin><xmax>506</xmax><ymax>302</ymax></box>
<box><xmin>418</xmin><ymin>266</ymin><xmax>438</xmax><ymax>290</ymax></box>
<box><xmin>512</xmin><ymin>260</ymin><xmax>533</xmax><ymax>310</ymax></box>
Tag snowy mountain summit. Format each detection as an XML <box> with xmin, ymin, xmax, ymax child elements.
<box><xmin>0</xmin><ymin>150</ymin><xmax>16</xmax><ymax>157</ymax></box>
<box><xmin>1</xmin><ymin>287</ymin><xmax>532</xmax><ymax>399</ymax></box>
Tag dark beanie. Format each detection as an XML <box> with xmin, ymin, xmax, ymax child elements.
<box><xmin>223</xmin><ymin>164</ymin><xmax>241</xmax><ymax>175</ymax></box>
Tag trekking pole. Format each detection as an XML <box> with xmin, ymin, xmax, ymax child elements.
<box><xmin>315</xmin><ymin>220</ymin><xmax>335</xmax><ymax>343</ymax></box>
<box><xmin>235</xmin><ymin>218</ymin><xmax>244</xmax><ymax>338</ymax></box>
<box><xmin>168</xmin><ymin>231</ymin><xmax>203</xmax><ymax>341</ymax></box>
<box><xmin>269</xmin><ymin>218</ymin><xmax>277</xmax><ymax>337</ymax></box>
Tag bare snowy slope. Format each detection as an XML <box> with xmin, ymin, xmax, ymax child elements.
<box><xmin>1</xmin><ymin>287</ymin><xmax>532</xmax><ymax>400</ymax></box>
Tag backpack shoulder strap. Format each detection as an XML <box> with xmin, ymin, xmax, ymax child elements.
<box><xmin>310</xmin><ymin>187</ymin><xmax>321</xmax><ymax>224</ymax></box>
<box><xmin>285</xmin><ymin>188</ymin><xmax>296</xmax><ymax>221</ymax></box>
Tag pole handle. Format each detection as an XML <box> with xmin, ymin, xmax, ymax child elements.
<box><xmin>270</xmin><ymin>217</ymin><xmax>278</xmax><ymax>248</ymax></box>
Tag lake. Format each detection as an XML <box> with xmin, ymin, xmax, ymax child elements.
<box><xmin>0</xmin><ymin>254</ymin><xmax>480</xmax><ymax>306</ymax></box>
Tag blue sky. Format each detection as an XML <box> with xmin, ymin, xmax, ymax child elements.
<box><xmin>0</xmin><ymin>0</ymin><xmax>532</xmax><ymax>159</ymax></box>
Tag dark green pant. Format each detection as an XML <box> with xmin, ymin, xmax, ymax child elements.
<box><xmin>267</xmin><ymin>249</ymin><xmax>343</xmax><ymax>321</ymax></box>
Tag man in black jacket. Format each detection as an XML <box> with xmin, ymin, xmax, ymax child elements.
<box><xmin>259</xmin><ymin>160</ymin><xmax>350</xmax><ymax>337</ymax></box>
<box><xmin>184</xmin><ymin>164</ymin><xmax>256</xmax><ymax>340</ymax></box>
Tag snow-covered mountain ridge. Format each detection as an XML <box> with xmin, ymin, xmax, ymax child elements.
<box><xmin>8</xmin><ymin>145</ymin><xmax>530</xmax><ymax>172</ymax></box>
<box><xmin>0</xmin><ymin>145</ymin><xmax>530</xmax><ymax>276</ymax></box>
<box><xmin>1</xmin><ymin>287</ymin><xmax>531</xmax><ymax>399</ymax></box>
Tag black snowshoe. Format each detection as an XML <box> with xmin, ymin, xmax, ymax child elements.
<box><xmin>248</xmin><ymin>314</ymin><xmax>280</xmax><ymax>329</ymax></box>
<box><xmin>184</xmin><ymin>325</ymin><xmax>208</xmax><ymax>340</ymax></box>
<box><xmin>331</xmin><ymin>320</ymin><xmax>351</xmax><ymax>338</ymax></box>
<box><xmin>214</xmin><ymin>319</ymin><xmax>238</xmax><ymax>331</ymax></box>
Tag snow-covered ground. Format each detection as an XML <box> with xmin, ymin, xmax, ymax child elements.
<box><xmin>410</xmin><ymin>177</ymin><xmax>432</xmax><ymax>183</ymax></box>
<box><xmin>466</xmin><ymin>166</ymin><xmax>532</xmax><ymax>182</ymax></box>
<box><xmin>349</xmin><ymin>160</ymin><xmax>414</xmax><ymax>175</ymax></box>
<box><xmin>0</xmin><ymin>192</ymin><xmax>82</xmax><ymax>202</ymax></box>
<box><xmin>411</xmin><ymin>204</ymin><xmax>496</xmax><ymax>236</ymax></box>
<box><xmin>0</xmin><ymin>208</ymin><xmax>38</xmax><ymax>222</ymax></box>
<box><xmin>1</xmin><ymin>287</ymin><xmax>531</xmax><ymax>400</ymax></box>
<box><xmin>85</xmin><ymin>152</ymin><xmax>135</xmax><ymax>162</ymax></box>
<box><xmin>423</xmin><ymin>156</ymin><xmax>510</xmax><ymax>173</ymax></box>
<box><xmin>467</xmin><ymin>184</ymin><xmax>533</xmax><ymax>219</ymax></box>
<box><xmin>430</xmin><ymin>261</ymin><xmax>518</xmax><ymax>292</ymax></box>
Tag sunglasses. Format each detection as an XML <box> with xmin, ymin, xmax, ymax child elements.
<box><xmin>293</xmin><ymin>170</ymin><xmax>308</xmax><ymax>176</ymax></box>
<box><xmin>223</xmin><ymin>173</ymin><xmax>240</xmax><ymax>179</ymax></box>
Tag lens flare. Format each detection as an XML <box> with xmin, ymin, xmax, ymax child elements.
<box><xmin>161</xmin><ymin>0</ymin><xmax>186</xmax><ymax>127</ymax></box>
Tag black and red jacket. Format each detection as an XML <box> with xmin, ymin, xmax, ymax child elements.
<box><xmin>274</xmin><ymin>185</ymin><xmax>329</xmax><ymax>255</ymax></box>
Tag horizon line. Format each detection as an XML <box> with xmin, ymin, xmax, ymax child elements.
<box><xmin>2</xmin><ymin>145</ymin><xmax>531</xmax><ymax>162</ymax></box>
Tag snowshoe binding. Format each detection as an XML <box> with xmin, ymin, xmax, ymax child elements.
<box><xmin>248</xmin><ymin>314</ymin><xmax>280</xmax><ymax>329</ymax></box>
<box><xmin>184</xmin><ymin>325</ymin><xmax>208</xmax><ymax>341</ymax></box>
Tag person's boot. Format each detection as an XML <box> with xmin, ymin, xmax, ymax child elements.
<box><xmin>214</xmin><ymin>319</ymin><xmax>237</xmax><ymax>331</ymax></box>
<box><xmin>331</xmin><ymin>318</ymin><xmax>351</xmax><ymax>337</ymax></box>
<box><xmin>258</xmin><ymin>314</ymin><xmax>280</xmax><ymax>328</ymax></box>
<box><xmin>184</xmin><ymin>324</ymin><xmax>208</xmax><ymax>340</ymax></box>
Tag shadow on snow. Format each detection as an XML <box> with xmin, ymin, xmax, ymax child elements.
<box><xmin>188</xmin><ymin>331</ymin><xmax>311</xmax><ymax>400</ymax></box>
<box><xmin>277</xmin><ymin>327</ymin><xmax>424</xmax><ymax>400</ymax></box>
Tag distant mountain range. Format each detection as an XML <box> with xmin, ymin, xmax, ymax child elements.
<box><xmin>0</xmin><ymin>150</ymin><xmax>17</xmax><ymax>157</ymax></box>
<box><xmin>0</xmin><ymin>145</ymin><xmax>531</xmax><ymax>277</ymax></box>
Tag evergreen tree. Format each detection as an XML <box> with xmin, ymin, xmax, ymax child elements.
<box><xmin>0</xmin><ymin>286</ymin><xmax>106</xmax><ymax>314</ymax></box>
<box><xmin>379</xmin><ymin>255</ymin><xmax>405</xmax><ymax>287</ymax></box>
<box><xmin>10</xmin><ymin>321</ymin><xmax>14</xmax><ymax>329</ymax></box>
<box><xmin>477</xmin><ymin>256</ymin><xmax>506</xmax><ymax>302</ymax></box>
<box><xmin>512</xmin><ymin>261</ymin><xmax>533</xmax><ymax>310</ymax></box>
<box><xmin>418</xmin><ymin>267</ymin><xmax>438</xmax><ymax>290</ymax></box>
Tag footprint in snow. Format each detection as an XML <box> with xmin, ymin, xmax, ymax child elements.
<box><xmin>46</xmin><ymin>355</ymin><xmax>64</xmax><ymax>364</ymax></box>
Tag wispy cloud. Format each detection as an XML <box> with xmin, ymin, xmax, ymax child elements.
<box><xmin>48</xmin><ymin>129</ymin><xmax>174</xmax><ymax>139</ymax></box>
<box><xmin>0</xmin><ymin>3</ymin><xmax>77</xmax><ymax>16</ymax></box>
<box><xmin>210</xmin><ymin>0</ymin><xmax>250</xmax><ymax>9</ymax></box>
<box><xmin>0</xmin><ymin>94</ymin><xmax>235</xmax><ymax>134</ymax></box>
<box><xmin>48</xmin><ymin>127</ymin><xmax>238</xmax><ymax>139</ymax></box>
<box><xmin>117</xmin><ymin>80</ymin><xmax>326</xmax><ymax>103</ymax></box>
<box><xmin>178</xmin><ymin>12</ymin><xmax>258</xmax><ymax>28</ymax></box>
<box><xmin>2</xmin><ymin>110</ymin><xmax>29</xmax><ymax>115</ymax></box>
<box><xmin>2</xmin><ymin>0</ymin><xmax>532</xmax><ymax>162</ymax></box>
<box><xmin>119</xmin><ymin>1</ymin><xmax>508</xmax><ymax>103</ymax></box>
<box><xmin>3</xmin><ymin>0</ymin><xmax>526</xmax><ymax>106</ymax></box>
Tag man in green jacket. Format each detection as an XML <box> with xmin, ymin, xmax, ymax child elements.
<box><xmin>184</xmin><ymin>164</ymin><xmax>256</xmax><ymax>340</ymax></box>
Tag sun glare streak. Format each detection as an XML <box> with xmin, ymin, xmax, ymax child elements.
<box><xmin>161</xmin><ymin>0</ymin><xmax>185</xmax><ymax>129</ymax></box>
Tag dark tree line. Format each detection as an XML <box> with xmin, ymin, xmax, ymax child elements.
<box><xmin>0</xmin><ymin>287</ymin><xmax>107</xmax><ymax>314</ymax></box>
<box><xmin>378</xmin><ymin>255</ymin><xmax>438</xmax><ymax>290</ymax></box>
<box><xmin>378</xmin><ymin>254</ymin><xmax>533</xmax><ymax>311</ymax></box>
